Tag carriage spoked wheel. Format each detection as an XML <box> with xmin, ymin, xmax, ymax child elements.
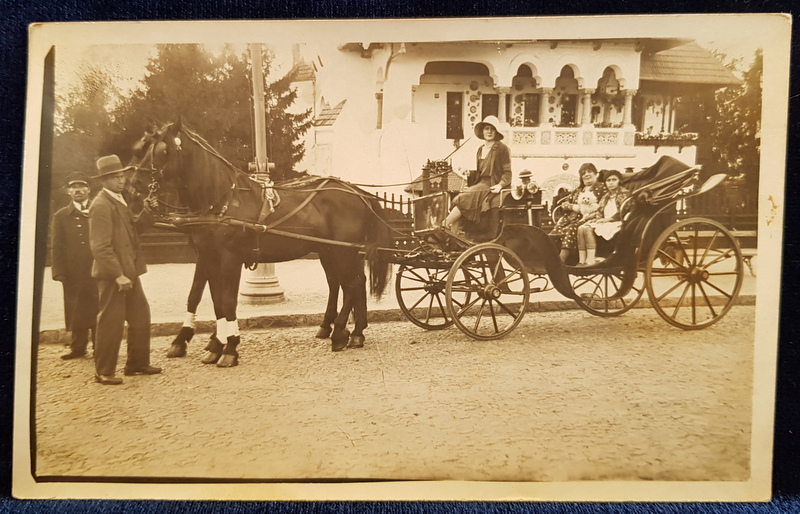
<box><xmin>571</xmin><ymin>267</ymin><xmax>645</xmax><ymax>317</ymax></box>
<box><xmin>645</xmin><ymin>217</ymin><xmax>744</xmax><ymax>330</ymax></box>
<box><xmin>396</xmin><ymin>265</ymin><xmax>471</xmax><ymax>330</ymax></box>
<box><xmin>445</xmin><ymin>243</ymin><xmax>530</xmax><ymax>340</ymax></box>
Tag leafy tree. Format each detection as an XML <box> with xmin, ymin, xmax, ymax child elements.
<box><xmin>106</xmin><ymin>44</ymin><xmax>253</xmax><ymax>168</ymax></box>
<box><xmin>675</xmin><ymin>49</ymin><xmax>762</xmax><ymax>188</ymax></box>
<box><xmin>265</xmin><ymin>68</ymin><xmax>313</xmax><ymax>181</ymax></box>
<box><xmin>52</xmin><ymin>64</ymin><xmax>120</xmax><ymax>190</ymax></box>
<box><xmin>103</xmin><ymin>43</ymin><xmax>311</xmax><ymax>178</ymax></box>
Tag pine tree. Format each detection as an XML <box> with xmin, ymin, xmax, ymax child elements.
<box><xmin>102</xmin><ymin>43</ymin><xmax>311</xmax><ymax>178</ymax></box>
<box><xmin>264</xmin><ymin>67</ymin><xmax>313</xmax><ymax>182</ymax></box>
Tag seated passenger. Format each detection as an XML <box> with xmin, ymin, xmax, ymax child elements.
<box><xmin>444</xmin><ymin>115</ymin><xmax>511</xmax><ymax>232</ymax></box>
<box><xmin>576</xmin><ymin>169</ymin><xmax>630</xmax><ymax>265</ymax></box>
<box><xmin>503</xmin><ymin>169</ymin><xmax>543</xmax><ymax>226</ymax></box>
<box><xmin>549</xmin><ymin>163</ymin><xmax>608</xmax><ymax>262</ymax></box>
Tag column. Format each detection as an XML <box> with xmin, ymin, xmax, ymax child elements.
<box><xmin>242</xmin><ymin>43</ymin><xmax>284</xmax><ymax>304</ymax></box>
<box><xmin>376</xmin><ymin>91</ymin><xmax>384</xmax><ymax>129</ymax></box>
<box><xmin>410</xmin><ymin>85</ymin><xmax>417</xmax><ymax>123</ymax></box>
<box><xmin>498</xmin><ymin>87</ymin><xmax>510</xmax><ymax>123</ymax></box>
<box><xmin>581</xmin><ymin>88</ymin><xmax>595</xmax><ymax>126</ymax></box>
<box><xmin>538</xmin><ymin>88</ymin><xmax>552</xmax><ymax>126</ymax></box>
<box><xmin>622</xmin><ymin>89</ymin><xmax>636</xmax><ymax>127</ymax></box>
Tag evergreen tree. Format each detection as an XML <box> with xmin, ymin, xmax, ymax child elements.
<box><xmin>55</xmin><ymin>43</ymin><xmax>312</xmax><ymax>187</ymax></box>
<box><xmin>105</xmin><ymin>43</ymin><xmax>312</xmax><ymax>178</ymax></box>
<box><xmin>265</xmin><ymin>68</ymin><xmax>313</xmax><ymax>182</ymax></box>
<box><xmin>52</xmin><ymin>64</ymin><xmax>120</xmax><ymax>193</ymax></box>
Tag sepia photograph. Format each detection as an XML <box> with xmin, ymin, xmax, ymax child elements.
<box><xmin>13</xmin><ymin>14</ymin><xmax>791</xmax><ymax>501</ymax></box>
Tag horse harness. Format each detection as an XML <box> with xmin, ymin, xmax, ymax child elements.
<box><xmin>145</xmin><ymin>128</ymin><xmax>395</xmax><ymax>260</ymax></box>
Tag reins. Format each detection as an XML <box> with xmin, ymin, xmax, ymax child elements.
<box><xmin>147</xmin><ymin>126</ymin><xmax>410</xmax><ymax>242</ymax></box>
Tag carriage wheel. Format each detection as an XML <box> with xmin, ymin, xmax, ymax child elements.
<box><xmin>645</xmin><ymin>218</ymin><xmax>744</xmax><ymax>330</ymax></box>
<box><xmin>572</xmin><ymin>268</ymin><xmax>645</xmax><ymax>317</ymax></box>
<box><xmin>395</xmin><ymin>265</ymin><xmax>469</xmax><ymax>330</ymax></box>
<box><xmin>445</xmin><ymin>243</ymin><xmax>530</xmax><ymax>340</ymax></box>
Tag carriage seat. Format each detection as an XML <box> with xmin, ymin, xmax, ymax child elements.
<box><xmin>462</xmin><ymin>207</ymin><xmax>502</xmax><ymax>243</ymax></box>
<box><xmin>500</xmin><ymin>189</ymin><xmax>544</xmax><ymax>227</ymax></box>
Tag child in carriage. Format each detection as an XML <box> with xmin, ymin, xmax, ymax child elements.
<box><xmin>576</xmin><ymin>169</ymin><xmax>630</xmax><ymax>266</ymax></box>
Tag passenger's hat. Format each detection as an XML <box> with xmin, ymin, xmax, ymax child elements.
<box><xmin>474</xmin><ymin>115</ymin><xmax>504</xmax><ymax>140</ymax></box>
<box><xmin>94</xmin><ymin>154</ymin><xmax>133</xmax><ymax>178</ymax></box>
<box><xmin>65</xmin><ymin>172</ymin><xmax>91</xmax><ymax>187</ymax></box>
<box><xmin>518</xmin><ymin>170</ymin><xmax>533</xmax><ymax>180</ymax></box>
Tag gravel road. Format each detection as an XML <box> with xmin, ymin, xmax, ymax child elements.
<box><xmin>33</xmin><ymin>305</ymin><xmax>755</xmax><ymax>483</ymax></box>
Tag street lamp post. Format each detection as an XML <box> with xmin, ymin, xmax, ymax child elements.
<box><xmin>240</xmin><ymin>42</ymin><xmax>285</xmax><ymax>304</ymax></box>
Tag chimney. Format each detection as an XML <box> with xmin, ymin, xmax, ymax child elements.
<box><xmin>292</xmin><ymin>43</ymin><xmax>301</xmax><ymax>66</ymax></box>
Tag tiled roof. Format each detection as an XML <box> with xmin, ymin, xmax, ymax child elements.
<box><xmin>291</xmin><ymin>62</ymin><xmax>315</xmax><ymax>82</ymax></box>
<box><xmin>405</xmin><ymin>170</ymin><xmax>466</xmax><ymax>194</ymax></box>
<box><xmin>313</xmin><ymin>99</ymin><xmax>347</xmax><ymax>127</ymax></box>
<box><xmin>640</xmin><ymin>42</ymin><xmax>742</xmax><ymax>86</ymax></box>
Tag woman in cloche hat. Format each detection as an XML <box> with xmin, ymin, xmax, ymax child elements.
<box><xmin>443</xmin><ymin>115</ymin><xmax>512</xmax><ymax>231</ymax></box>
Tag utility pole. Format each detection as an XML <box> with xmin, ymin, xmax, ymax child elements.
<box><xmin>240</xmin><ymin>43</ymin><xmax>285</xmax><ymax>303</ymax></box>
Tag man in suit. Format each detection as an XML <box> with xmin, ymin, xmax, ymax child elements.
<box><xmin>89</xmin><ymin>154</ymin><xmax>161</xmax><ymax>385</ymax></box>
<box><xmin>52</xmin><ymin>172</ymin><xmax>98</xmax><ymax>360</ymax></box>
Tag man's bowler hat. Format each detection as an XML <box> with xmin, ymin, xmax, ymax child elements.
<box><xmin>65</xmin><ymin>172</ymin><xmax>91</xmax><ymax>187</ymax></box>
<box><xmin>95</xmin><ymin>155</ymin><xmax>133</xmax><ymax>178</ymax></box>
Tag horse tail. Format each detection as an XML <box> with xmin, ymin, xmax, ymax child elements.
<box><xmin>365</xmin><ymin>199</ymin><xmax>393</xmax><ymax>299</ymax></box>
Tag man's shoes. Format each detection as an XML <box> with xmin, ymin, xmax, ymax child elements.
<box><xmin>95</xmin><ymin>374</ymin><xmax>123</xmax><ymax>385</ymax></box>
<box><xmin>61</xmin><ymin>351</ymin><xmax>86</xmax><ymax>360</ymax></box>
<box><xmin>123</xmin><ymin>365</ymin><xmax>162</xmax><ymax>376</ymax></box>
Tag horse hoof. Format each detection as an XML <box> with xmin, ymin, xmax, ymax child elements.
<box><xmin>201</xmin><ymin>351</ymin><xmax>221</xmax><ymax>365</ymax></box>
<box><xmin>167</xmin><ymin>342</ymin><xmax>187</xmax><ymax>358</ymax></box>
<box><xmin>217</xmin><ymin>335</ymin><xmax>240</xmax><ymax>367</ymax></box>
<box><xmin>331</xmin><ymin>329</ymin><xmax>350</xmax><ymax>352</ymax></box>
<box><xmin>201</xmin><ymin>336</ymin><xmax>224</xmax><ymax>363</ymax></box>
<box><xmin>315</xmin><ymin>326</ymin><xmax>333</xmax><ymax>339</ymax></box>
<box><xmin>216</xmin><ymin>354</ymin><xmax>239</xmax><ymax>367</ymax></box>
<box><xmin>348</xmin><ymin>335</ymin><xmax>365</xmax><ymax>348</ymax></box>
<box><xmin>167</xmin><ymin>326</ymin><xmax>193</xmax><ymax>358</ymax></box>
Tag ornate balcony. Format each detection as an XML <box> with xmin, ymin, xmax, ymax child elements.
<box><xmin>508</xmin><ymin>125</ymin><xmax>637</xmax><ymax>158</ymax></box>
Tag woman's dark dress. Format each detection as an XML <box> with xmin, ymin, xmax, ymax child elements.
<box><xmin>452</xmin><ymin>141</ymin><xmax>512</xmax><ymax>223</ymax></box>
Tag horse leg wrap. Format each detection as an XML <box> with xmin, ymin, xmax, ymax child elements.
<box><xmin>347</xmin><ymin>335</ymin><xmax>365</xmax><ymax>349</ymax></box>
<box><xmin>167</xmin><ymin>326</ymin><xmax>194</xmax><ymax>358</ymax></box>
<box><xmin>331</xmin><ymin>329</ymin><xmax>350</xmax><ymax>352</ymax></box>
<box><xmin>217</xmin><ymin>335</ymin><xmax>240</xmax><ymax>368</ymax></box>
<box><xmin>200</xmin><ymin>335</ymin><xmax>224</xmax><ymax>365</ymax></box>
<box><xmin>315</xmin><ymin>325</ymin><xmax>333</xmax><ymax>339</ymax></box>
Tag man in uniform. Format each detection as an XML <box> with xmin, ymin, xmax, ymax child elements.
<box><xmin>52</xmin><ymin>172</ymin><xmax>98</xmax><ymax>360</ymax></box>
<box><xmin>89</xmin><ymin>155</ymin><xmax>161</xmax><ymax>385</ymax></box>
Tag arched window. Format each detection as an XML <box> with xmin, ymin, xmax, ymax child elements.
<box><xmin>555</xmin><ymin>66</ymin><xmax>579</xmax><ymax>127</ymax></box>
<box><xmin>510</xmin><ymin>65</ymin><xmax>540</xmax><ymax>127</ymax></box>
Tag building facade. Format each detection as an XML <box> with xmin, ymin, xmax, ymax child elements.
<box><xmin>289</xmin><ymin>38</ymin><xmax>739</xmax><ymax>204</ymax></box>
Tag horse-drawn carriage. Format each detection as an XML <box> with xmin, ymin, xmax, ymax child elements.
<box><xmin>131</xmin><ymin>122</ymin><xmax>745</xmax><ymax>363</ymax></box>
<box><xmin>393</xmin><ymin>155</ymin><xmax>744</xmax><ymax>340</ymax></box>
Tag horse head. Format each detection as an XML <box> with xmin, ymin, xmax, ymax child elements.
<box><xmin>127</xmin><ymin>121</ymin><xmax>191</xmax><ymax>216</ymax></box>
<box><xmin>149</xmin><ymin>119</ymin><xmax>185</xmax><ymax>184</ymax></box>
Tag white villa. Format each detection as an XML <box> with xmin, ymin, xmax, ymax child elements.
<box><xmin>288</xmin><ymin>38</ymin><xmax>740</xmax><ymax>204</ymax></box>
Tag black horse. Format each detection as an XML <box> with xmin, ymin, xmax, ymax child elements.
<box><xmin>129</xmin><ymin>120</ymin><xmax>393</xmax><ymax>365</ymax></box>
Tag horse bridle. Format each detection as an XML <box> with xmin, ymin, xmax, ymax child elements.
<box><xmin>146</xmin><ymin>127</ymin><xmax>240</xmax><ymax>219</ymax></box>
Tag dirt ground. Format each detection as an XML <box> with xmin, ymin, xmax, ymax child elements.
<box><xmin>32</xmin><ymin>306</ymin><xmax>755</xmax><ymax>483</ymax></box>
